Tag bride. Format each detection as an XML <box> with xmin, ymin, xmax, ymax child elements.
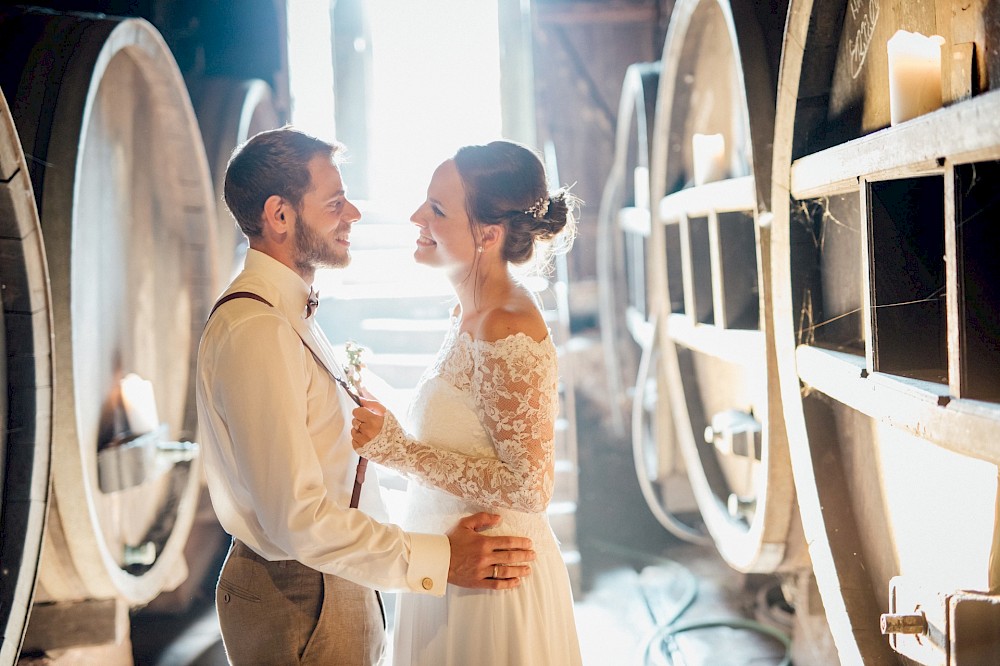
<box><xmin>350</xmin><ymin>140</ymin><xmax>582</xmax><ymax>665</ymax></box>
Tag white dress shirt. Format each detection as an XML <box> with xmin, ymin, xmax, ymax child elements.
<box><xmin>197</xmin><ymin>249</ymin><xmax>449</xmax><ymax>594</ymax></box>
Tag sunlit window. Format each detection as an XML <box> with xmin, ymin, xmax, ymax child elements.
<box><xmin>287</xmin><ymin>0</ymin><xmax>504</xmax><ymax>297</ymax></box>
<box><xmin>367</xmin><ymin>0</ymin><xmax>502</xmax><ymax>204</ymax></box>
<box><xmin>287</xmin><ymin>0</ymin><xmax>502</xmax><ymax>207</ymax></box>
<box><xmin>286</xmin><ymin>0</ymin><xmax>337</xmax><ymax>143</ymax></box>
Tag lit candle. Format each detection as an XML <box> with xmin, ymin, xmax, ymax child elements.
<box><xmin>887</xmin><ymin>30</ymin><xmax>945</xmax><ymax>126</ymax></box>
<box><xmin>120</xmin><ymin>373</ymin><xmax>160</xmax><ymax>435</ymax></box>
<box><xmin>692</xmin><ymin>133</ymin><xmax>726</xmax><ymax>186</ymax></box>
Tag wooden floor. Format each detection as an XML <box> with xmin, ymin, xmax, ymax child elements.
<box><xmin>130</xmin><ymin>538</ymin><xmax>792</xmax><ymax>666</ymax></box>
<box><xmin>575</xmin><ymin>542</ymin><xmax>793</xmax><ymax>665</ymax></box>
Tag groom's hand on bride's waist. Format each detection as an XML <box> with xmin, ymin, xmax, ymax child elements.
<box><xmin>446</xmin><ymin>512</ymin><xmax>535</xmax><ymax>590</ymax></box>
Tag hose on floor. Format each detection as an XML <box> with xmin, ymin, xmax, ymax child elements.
<box><xmin>585</xmin><ymin>539</ymin><xmax>792</xmax><ymax>665</ymax></box>
<box><xmin>644</xmin><ymin>617</ymin><xmax>792</xmax><ymax>666</ymax></box>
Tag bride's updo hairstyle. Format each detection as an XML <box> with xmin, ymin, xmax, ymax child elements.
<box><xmin>453</xmin><ymin>141</ymin><xmax>577</xmax><ymax>269</ymax></box>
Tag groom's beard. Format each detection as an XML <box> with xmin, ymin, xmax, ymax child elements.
<box><xmin>294</xmin><ymin>213</ymin><xmax>350</xmax><ymax>272</ymax></box>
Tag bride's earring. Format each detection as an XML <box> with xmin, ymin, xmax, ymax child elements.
<box><xmin>477</xmin><ymin>246</ymin><xmax>483</xmax><ymax>253</ymax></box>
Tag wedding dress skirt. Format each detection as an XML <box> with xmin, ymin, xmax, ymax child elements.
<box><xmin>387</xmin><ymin>332</ymin><xmax>582</xmax><ymax>666</ymax></box>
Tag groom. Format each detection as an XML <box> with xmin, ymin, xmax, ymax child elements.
<box><xmin>196</xmin><ymin>126</ymin><xmax>534</xmax><ymax>665</ymax></box>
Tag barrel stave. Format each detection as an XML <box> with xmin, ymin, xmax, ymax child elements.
<box><xmin>648</xmin><ymin>0</ymin><xmax>798</xmax><ymax>574</ymax></box>
<box><xmin>0</xmin><ymin>9</ymin><xmax>216</xmax><ymax>614</ymax></box>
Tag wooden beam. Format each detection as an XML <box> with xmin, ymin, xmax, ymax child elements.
<box><xmin>21</xmin><ymin>599</ymin><xmax>125</xmax><ymax>652</ymax></box>
<box><xmin>790</xmin><ymin>89</ymin><xmax>1000</xmax><ymax>199</ymax></box>
<box><xmin>795</xmin><ymin>345</ymin><xmax>1000</xmax><ymax>466</ymax></box>
<box><xmin>535</xmin><ymin>3</ymin><xmax>657</xmax><ymax>25</ymax></box>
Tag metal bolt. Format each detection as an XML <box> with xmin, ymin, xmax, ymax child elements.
<box><xmin>727</xmin><ymin>493</ymin><xmax>756</xmax><ymax>519</ymax></box>
<box><xmin>158</xmin><ymin>440</ymin><xmax>199</xmax><ymax>464</ymax></box>
<box><xmin>880</xmin><ymin>612</ymin><xmax>927</xmax><ymax>635</ymax></box>
<box><xmin>704</xmin><ymin>426</ymin><xmax>717</xmax><ymax>444</ymax></box>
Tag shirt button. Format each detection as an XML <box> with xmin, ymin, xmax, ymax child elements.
<box><xmin>421</xmin><ymin>577</ymin><xmax>433</xmax><ymax>590</ymax></box>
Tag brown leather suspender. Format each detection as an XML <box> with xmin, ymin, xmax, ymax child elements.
<box><xmin>209</xmin><ymin>290</ymin><xmax>274</xmax><ymax>318</ymax></box>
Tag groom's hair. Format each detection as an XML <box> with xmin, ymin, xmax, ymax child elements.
<box><xmin>224</xmin><ymin>126</ymin><xmax>343</xmax><ymax>239</ymax></box>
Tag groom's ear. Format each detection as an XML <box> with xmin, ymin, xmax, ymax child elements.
<box><xmin>263</xmin><ymin>195</ymin><xmax>291</xmax><ymax>234</ymax></box>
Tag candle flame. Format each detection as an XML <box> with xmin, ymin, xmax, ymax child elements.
<box><xmin>120</xmin><ymin>373</ymin><xmax>160</xmax><ymax>435</ymax></box>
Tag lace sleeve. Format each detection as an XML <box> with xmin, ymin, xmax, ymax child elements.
<box><xmin>356</xmin><ymin>334</ymin><xmax>558</xmax><ymax>513</ymax></box>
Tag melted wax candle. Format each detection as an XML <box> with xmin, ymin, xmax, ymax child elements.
<box><xmin>887</xmin><ymin>30</ymin><xmax>946</xmax><ymax>126</ymax></box>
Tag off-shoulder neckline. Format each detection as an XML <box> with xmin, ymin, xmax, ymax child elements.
<box><xmin>454</xmin><ymin>327</ymin><xmax>551</xmax><ymax>347</ymax></box>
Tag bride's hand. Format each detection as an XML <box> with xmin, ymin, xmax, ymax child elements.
<box><xmin>350</xmin><ymin>398</ymin><xmax>386</xmax><ymax>451</ymax></box>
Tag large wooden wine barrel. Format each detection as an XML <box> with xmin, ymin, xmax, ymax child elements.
<box><xmin>772</xmin><ymin>0</ymin><xmax>1000</xmax><ymax>662</ymax></box>
<box><xmin>137</xmin><ymin>76</ymin><xmax>282</xmax><ymax>615</ymax></box>
<box><xmin>0</xmin><ymin>88</ymin><xmax>53</xmax><ymax>665</ymax></box>
<box><xmin>0</xmin><ymin>8</ymin><xmax>218</xmax><ymax>621</ymax></box>
<box><xmin>647</xmin><ymin>0</ymin><xmax>797</xmax><ymax>573</ymax></box>
<box><xmin>191</xmin><ymin>76</ymin><xmax>282</xmax><ymax>289</ymax></box>
<box><xmin>597</xmin><ymin>61</ymin><xmax>659</xmax><ymax>436</ymax></box>
<box><xmin>595</xmin><ymin>61</ymin><xmax>708</xmax><ymax>545</ymax></box>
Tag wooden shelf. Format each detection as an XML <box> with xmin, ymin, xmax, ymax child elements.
<box><xmin>666</xmin><ymin>313</ymin><xmax>764</xmax><ymax>366</ymax></box>
<box><xmin>657</xmin><ymin>175</ymin><xmax>756</xmax><ymax>222</ymax></box>
<box><xmin>864</xmin><ymin>177</ymin><xmax>947</xmax><ymax>383</ymax></box>
<box><xmin>712</xmin><ymin>211</ymin><xmax>759</xmax><ymax>330</ymax></box>
<box><xmin>617</xmin><ymin>206</ymin><xmax>650</xmax><ymax>236</ymax></box>
<box><xmin>951</xmin><ymin>161</ymin><xmax>1000</xmax><ymax>402</ymax></box>
<box><xmin>655</xmin><ymin>182</ymin><xmax>760</xmax><ymax>329</ymax></box>
<box><xmin>626</xmin><ymin>307</ymin><xmax>654</xmax><ymax>349</ymax></box>
<box><xmin>795</xmin><ymin>345</ymin><xmax>1000</xmax><ymax>466</ymax></box>
<box><xmin>790</xmin><ymin>89</ymin><xmax>1000</xmax><ymax>199</ymax></box>
<box><xmin>682</xmin><ymin>214</ymin><xmax>714</xmax><ymax>324</ymax></box>
<box><xmin>621</xmin><ymin>211</ymin><xmax>650</xmax><ymax>319</ymax></box>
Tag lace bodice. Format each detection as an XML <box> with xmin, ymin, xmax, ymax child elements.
<box><xmin>357</xmin><ymin>319</ymin><xmax>559</xmax><ymax>513</ymax></box>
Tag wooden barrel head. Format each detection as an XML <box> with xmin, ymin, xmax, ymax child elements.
<box><xmin>647</xmin><ymin>0</ymin><xmax>796</xmax><ymax>574</ymax></box>
<box><xmin>0</xmin><ymin>9</ymin><xmax>218</xmax><ymax>606</ymax></box>
<box><xmin>771</xmin><ymin>0</ymin><xmax>1000</xmax><ymax>662</ymax></box>
<box><xmin>191</xmin><ymin>76</ymin><xmax>282</xmax><ymax>290</ymax></box>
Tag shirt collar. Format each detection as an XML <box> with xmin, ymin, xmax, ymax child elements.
<box><xmin>243</xmin><ymin>249</ymin><xmax>312</xmax><ymax>320</ymax></box>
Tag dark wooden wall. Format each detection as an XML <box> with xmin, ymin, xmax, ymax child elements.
<box><xmin>0</xmin><ymin>0</ymin><xmax>290</xmax><ymax>118</ymax></box>
<box><xmin>532</xmin><ymin>0</ymin><xmax>674</xmax><ymax>317</ymax></box>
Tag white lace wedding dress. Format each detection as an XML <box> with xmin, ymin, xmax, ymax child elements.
<box><xmin>357</xmin><ymin>318</ymin><xmax>582</xmax><ymax>666</ymax></box>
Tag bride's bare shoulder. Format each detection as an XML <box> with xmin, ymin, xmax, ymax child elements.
<box><xmin>478</xmin><ymin>303</ymin><xmax>548</xmax><ymax>343</ymax></box>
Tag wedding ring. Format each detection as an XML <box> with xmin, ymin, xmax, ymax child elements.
<box><xmin>493</xmin><ymin>564</ymin><xmax>499</xmax><ymax>579</ymax></box>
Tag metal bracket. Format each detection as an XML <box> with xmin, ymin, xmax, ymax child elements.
<box><xmin>882</xmin><ymin>576</ymin><xmax>1000</xmax><ymax>665</ymax></box>
<box><xmin>703</xmin><ymin>408</ymin><xmax>762</xmax><ymax>460</ymax></box>
<box><xmin>97</xmin><ymin>424</ymin><xmax>199</xmax><ymax>493</ymax></box>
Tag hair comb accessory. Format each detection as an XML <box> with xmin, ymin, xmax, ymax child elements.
<box><xmin>524</xmin><ymin>196</ymin><xmax>549</xmax><ymax>219</ymax></box>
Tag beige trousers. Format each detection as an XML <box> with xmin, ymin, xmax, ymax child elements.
<box><xmin>216</xmin><ymin>539</ymin><xmax>386</xmax><ymax>665</ymax></box>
